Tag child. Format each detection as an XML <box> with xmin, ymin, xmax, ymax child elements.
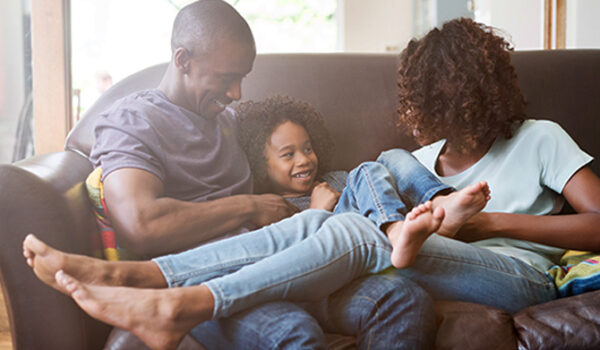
<box><xmin>236</xmin><ymin>95</ymin><xmax>490</xmax><ymax>267</ymax></box>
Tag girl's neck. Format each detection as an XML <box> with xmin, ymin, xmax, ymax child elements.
<box><xmin>435</xmin><ymin>140</ymin><xmax>494</xmax><ymax>177</ymax></box>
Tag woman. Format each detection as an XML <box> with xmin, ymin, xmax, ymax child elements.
<box><xmin>388</xmin><ymin>17</ymin><xmax>600</xmax><ymax>313</ymax></box>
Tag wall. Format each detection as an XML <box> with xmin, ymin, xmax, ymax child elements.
<box><xmin>0</xmin><ymin>1</ymin><xmax>26</xmax><ymax>163</ymax></box>
<box><xmin>338</xmin><ymin>0</ymin><xmax>414</xmax><ymax>53</ymax></box>
<box><xmin>567</xmin><ymin>0</ymin><xmax>600</xmax><ymax>48</ymax></box>
<box><xmin>474</xmin><ymin>0</ymin><xmax>544</xmax><ymax>49</ymax></box>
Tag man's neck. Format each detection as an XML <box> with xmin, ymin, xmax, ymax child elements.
<box><xmin>157</xmin><ymin>64</ymin><xmax>186</xmax><ymax>109</ymax></box>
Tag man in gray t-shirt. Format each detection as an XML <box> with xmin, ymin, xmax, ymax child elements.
<box><xmin>91</xmin><ymin>15</ymin><xmax>295</xmax><ymax>257</ymax></box>
<box><xmin>41</xmin><ymin>1</ymin><xmax>434</xmax><ymax>349</ymax></box>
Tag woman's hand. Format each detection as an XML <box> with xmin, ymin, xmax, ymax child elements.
<box><xmin>309</xmin><ymin>182</ymin><xmax>341</xmax><ymax>211</ymax></box>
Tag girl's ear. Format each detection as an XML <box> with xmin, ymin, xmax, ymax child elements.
<box><xmin>173</xmin><ymin>47</ymin><xmax>192</xmax><ymax>74</ymax></box>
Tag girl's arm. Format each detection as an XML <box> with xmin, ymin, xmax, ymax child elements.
<box><xmin>457</xmin><ymin>166</ymin><xmax>600</xmax><ymax>250</ymax></box>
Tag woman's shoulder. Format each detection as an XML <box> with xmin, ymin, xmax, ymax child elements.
<box><xmin>514</xmin><ymin>119</ymin><xmax>567</xmax><ymax>138</ymax></box>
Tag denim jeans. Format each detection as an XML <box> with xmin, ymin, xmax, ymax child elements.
<box><xmin>335</xmin><ymin>149</ymin><xmax>452</xmax><ymax>228</ymax></box>
<box><xmin>153</xmin><ymin>148</ymin><xmax>556</xmax><ymax>347</ymax></box>
<box><xmin>153</xmin><ymin>149</ymin><xmax>446</xmax><ymax>349</ymax></box>
<box><xmin>190</xmin><ymin>274</ymin><xmax>435</xmax><ymax>350</ymax></box>
<box><xmin>153</xmin><ymin>149</ymin><xmax>448</xmax><ymax>318</ymax></box>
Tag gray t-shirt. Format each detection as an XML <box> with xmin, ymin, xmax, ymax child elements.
<box><xmin>89</xmin><ymin>89</ymin><xmax>252</xmax><ymax>203</ymax></box>
<box><xmin>285</xmin><ymin>171</ymin><xmax>348</xmax><ymax>211</ymax></box>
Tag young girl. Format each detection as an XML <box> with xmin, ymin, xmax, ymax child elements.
<box><xmin>23</xmin><ymin>97</ymin><xmax>489</xmax><ymax>350</ymax></box>
<box><xmin>236</xmin><ymin>95</ymin><xmax>490</xmax><ymax>266</ymax></box>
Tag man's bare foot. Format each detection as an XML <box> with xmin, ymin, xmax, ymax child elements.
<box><xmin>386</xmin><ymin>202</ymin><xmax>444</xmax><ymax>268</ymax></box>
<box><xmin>55</xmin><ymin>270</ymin><xmax>213</xmax><ymax>350</ymax></box>
<box><xmin>432</xmin><ymin>181</ymin><xmax>490</xmax><ymax>237</ymax></box>
<box><xmin>22</xmin><ymin>234</ymin><xmax>165</xmax><ymax>292</ymax></box>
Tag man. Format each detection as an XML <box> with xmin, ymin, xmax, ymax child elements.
<box><xmin>24</xmin><ymin>1</ymin><xmax>435</xmax><ymax>349</ymax></box>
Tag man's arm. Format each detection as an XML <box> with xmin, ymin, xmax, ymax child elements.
<box><xmin>456</xmin><ymin>166</ymin><xmax>600</xmax><ymax>250</ymax></box>
<box><xmin>103</xmin><ymin>168</ymin><xmax>298</xmax><ymax>257</ymax></box>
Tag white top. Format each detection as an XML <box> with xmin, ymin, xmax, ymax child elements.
<box><xmin>413</xmin><ymin>119</ymin><xmax>593</xmax><ymax>272</ymax></box>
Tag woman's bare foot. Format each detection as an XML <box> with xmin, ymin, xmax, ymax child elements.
<box><xmin>432</xmin><ymin>181</ymin><xmax>490</xmax><ymax>237</ymax></box>
<box><xmin>386</xmin><ymin>202</ymin><xmax>444</xmax><ymax>268</ymax></box>
<box><xmin>22</xmin><ymin>234</ymin><xmax>165</xmax><ymax>292</ymax></box>
<box><xmin>55</xmin><ymin>270</ymin><xmax>213</xmax><ymax>350</ymax></box>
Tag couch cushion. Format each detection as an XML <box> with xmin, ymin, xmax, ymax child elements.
<box><xmin>104</xmin><ymin>327</ymin><xmax>357</xmax><ymax>350</ymax></box>
<box><xmin>434</xmin><ymin>300</ymin><xmax>516</xmax><ymax>350</ymax></box>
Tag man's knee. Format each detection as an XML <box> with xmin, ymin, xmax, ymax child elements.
<box><xmin>328</xmin><ymin>274</ymin><xmax>436</xmax><ymax>349</ymax></box>
<box><xmin>335</xmin><ymin>273</ymin><xmax>434</xmax><ymax>324</ymax></box>
<box><xmin>190</xmin><ymin>301</ymin><xmax>327</xmax><ymax>350</ymax></box>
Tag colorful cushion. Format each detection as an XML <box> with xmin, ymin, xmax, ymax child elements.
<box><xmin>85</xmin><ymin>167</ymin><xmax>137</xmax><ymax>261</ymax></box>
<box><xmin>547</xmin><ymin>250</ymin><xmax>600</xmax><ymax>297</ymax></box>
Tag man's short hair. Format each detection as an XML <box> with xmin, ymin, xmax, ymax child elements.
<box><xmin>171</xmin><ymin>0</ymin><xmax>255</xmax><ymax>56</ymax></box>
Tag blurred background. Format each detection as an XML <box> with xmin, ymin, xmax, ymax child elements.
<box><xmin>2</xmin><ymin>0</ymin><xmax>599</xmax><ymax>163</ymax></box>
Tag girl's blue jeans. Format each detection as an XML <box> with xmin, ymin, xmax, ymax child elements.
<box><xmin>154</xmin><ymin>149</ymin><xmax>556</xmax><ymax>346</ymax></box>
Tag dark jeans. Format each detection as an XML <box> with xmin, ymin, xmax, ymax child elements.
<box><xmin>190</xmin><ymin>273</ymin><xmax>435</xmax><ymax>350</ymax></box>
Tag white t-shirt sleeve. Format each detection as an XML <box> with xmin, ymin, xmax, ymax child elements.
<box><xmin>535</xmin><ymin>120</ymin><xmax>593</xmax><ymax>193</ymax></box>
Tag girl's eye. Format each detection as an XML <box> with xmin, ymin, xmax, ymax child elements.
<box><xmin>282</xmin><ymin>152</ymin><xmax>293</xmax><ymax>158</ymax></box>
<box><xmin>304</xmin><ymin>147</ymin><xmax>313</xmax><ymax>153</ymax></box>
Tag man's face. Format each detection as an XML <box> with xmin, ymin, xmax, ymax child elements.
<box><xmin>183</xmin><ymin>40</ymin><xmax>255</xmax><ymax>118</ymax></box>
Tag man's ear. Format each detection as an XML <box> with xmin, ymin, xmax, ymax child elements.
<box><xmin>173</xmin><ymin>47</ymin><xmax>192</xmax><ymax>74</ymax></box>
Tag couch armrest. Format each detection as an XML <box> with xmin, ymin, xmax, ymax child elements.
<box><xmin>514</xmin><ymin>289</ymin><xmax>600</xmax><ymax>350</ymax></box>
<box><xmin>0</xmin><ymin>151</ymin><xmax>111</xmax><ymax>349</ymax></box>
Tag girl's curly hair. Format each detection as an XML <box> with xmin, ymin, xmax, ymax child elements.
<box><xmin>397</xmin><ymin>18</ymin><xmax>527</xmax><ymax>153</ymax></box>
<box><xmin>236</xmin><ymin>95</ymin><xmax>334</xmax><ymax>193</ymax></box>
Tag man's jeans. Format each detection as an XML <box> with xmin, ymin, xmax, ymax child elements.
<box><xmin>190</xmin><ymin>273</ymin><xmax>435</xmax><ymax>350</ymax></box>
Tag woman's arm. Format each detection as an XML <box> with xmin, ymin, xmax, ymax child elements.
<box><xmin>457</xmin><ymin>166</ymin><xmax>600</xmax><ymax>250</ymax></box>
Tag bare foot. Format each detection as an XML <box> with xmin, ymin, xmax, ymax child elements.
<box><xmin>55</xmin><ymin>270</ymin><xmax>213</xmax><ymax>350</ymax></box>
<box><xmin>22</xmin><ymin>234</ymin><xmax>165</xmax><ymax>292</ymax></box>
<box><xmin>386</xmin><ymin>202</ymin><xmax>444</xmax><ymax>268</ymax></box>
<box><xmin>432</xmin><ymin>181</ymin><xmax>490</xmax><ymax>237</ymax></box>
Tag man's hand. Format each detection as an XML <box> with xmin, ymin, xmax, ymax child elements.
<box><xmin>309</xmin><ymin>182</ymin><xmax>340</xmax><ymax>211</ymax></box>
<box><xmin>249</xmin><ymin>194</ymin><xmax>299</xmax><ymax>228</ymax></box>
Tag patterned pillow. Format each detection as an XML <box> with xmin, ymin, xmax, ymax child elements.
<box><xmin>547</xmin><ymin>250</ymin><xmax>600</xmax><ymax>297</ymax></box>
<box><xmin>85</xmin><ymin>167</ymin><xmax>137</xmax><ymax>261</ymax></box>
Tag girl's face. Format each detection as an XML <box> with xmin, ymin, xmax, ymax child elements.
<box><xmin>264</xmin><ymin>120</ymin><xmax>319</xmax><ymax>197</ymax></box>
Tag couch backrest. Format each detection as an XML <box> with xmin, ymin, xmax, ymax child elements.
<box><xmin>66</xmin><ymin>50</ymin><xmax>600</xmax><ymax>174</ymax></box>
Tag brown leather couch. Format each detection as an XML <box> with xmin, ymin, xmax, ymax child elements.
<box><xmin>1</xmin><ymin>50</ymin><xmax>600</xmax><ymax>350</ymax></box>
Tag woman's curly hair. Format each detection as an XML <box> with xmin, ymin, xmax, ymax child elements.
<box><xmin>397</xmin><ymin>18</ymin><xmax>527</xmax><ymax>153</ymax></box>
<box><xmin>236</xmin><ymin>95</ymin><xmax>334</xmax><ymax>193</ymax></box>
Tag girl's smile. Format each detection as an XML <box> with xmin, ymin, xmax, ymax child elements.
<box><xmin>264</xmin><ymin>121</ymin><xmax>319</xmax><ymax>197</ymax></box>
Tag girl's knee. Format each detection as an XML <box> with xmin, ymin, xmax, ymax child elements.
<box><xmin>377</xmin><ymin>148</ymin><xmax>413</xmax><ymax>164</ymax></box>
<box><xmin>348</xmin><ymin>161</ymin><xmax>379</xmax><ymax>179</ymax></box>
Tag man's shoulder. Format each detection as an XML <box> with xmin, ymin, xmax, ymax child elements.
<box><xmin>102</xmin><ymin>89</ymin><xmax>168</xmax><ymax>119</ymax></box>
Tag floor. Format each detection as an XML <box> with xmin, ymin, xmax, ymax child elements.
<box><xmin>0</xmin><ymin>291</ymin><xmax>12</xmax><ymax>350</ymax></box>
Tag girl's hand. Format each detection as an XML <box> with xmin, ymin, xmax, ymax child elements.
<box><xmin>310</xmin><ymin>182</ymin><xmax>340</xmax><ymax>211</ymax></box>
<box><xmin>309</xmin><ymin>182</ymin><xmax>341</xmax><ymax>211</ymax></box>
